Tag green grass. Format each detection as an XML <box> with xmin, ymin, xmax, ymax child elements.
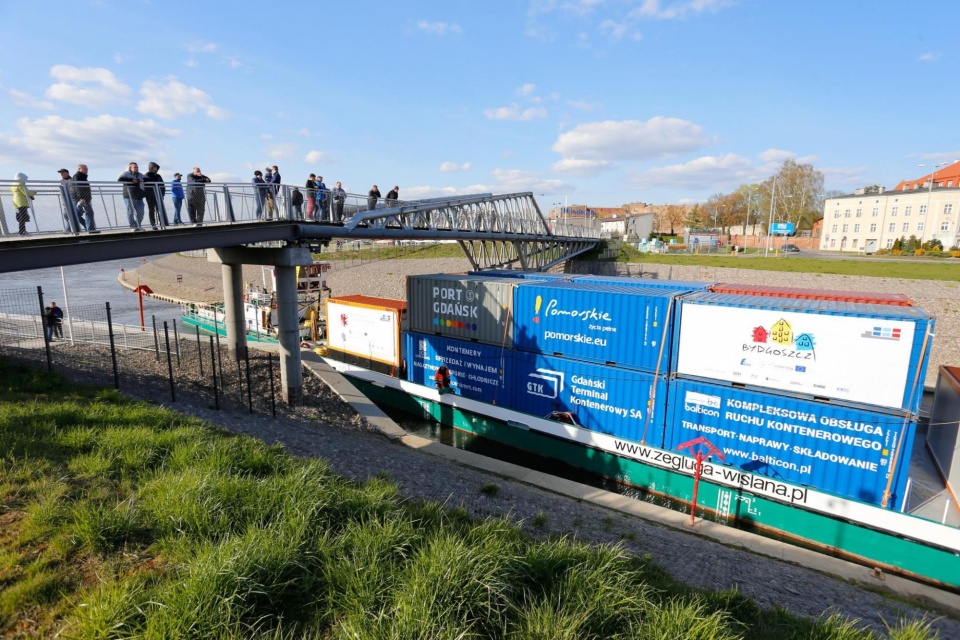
<box><xmin>0</xmin><ymin>359</ymin><xmax>942</xmax><ymax>638</ymax></box>
<box><xmin>586</xmin><ymin>241</ymin><xmax>960</xmax><ymax>281</ymax></box>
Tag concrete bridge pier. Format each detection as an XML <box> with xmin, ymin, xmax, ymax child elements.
<box><xmin>210</xmin><ymin>246</ymin><xmax>314</xmax><ymax>404</ymax></box>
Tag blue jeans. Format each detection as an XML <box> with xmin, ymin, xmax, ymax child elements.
<box><xmin>172</xmin><ymin>196</ymin><xmax>184</xmax><ymax>224</ymax></box>
<box><xmin>76</xmin><ymin>200</ymin><xmax>96</xmax><ymax>230</ymax></box>
<box><xmin>125</xmin><ymin>198</ymin><xmax>144</xmax><ymax>228</ymax></box>
<box><xmin>255</xmin><ymin>196</ymin><xmax>264</xmax><ymax>220</ymax></box>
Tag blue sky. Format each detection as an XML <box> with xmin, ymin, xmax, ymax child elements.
<box><xmin>0</xmin><ymin>0</ymin><xmax>956</xmax><ymax>208</ymax></box>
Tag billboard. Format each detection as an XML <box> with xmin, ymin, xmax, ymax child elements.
<box><xmin>770</xmin><ymin>222</ymin><xmax>795</xmax><ymax>235</ymax></box>
<box><xmin>326</xmin><ymin>299</ymin><xmax>402</xmax><ymax>366</ymax></box>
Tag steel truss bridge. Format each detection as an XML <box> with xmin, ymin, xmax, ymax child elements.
<box><xmin>0</xmin><ymin>180</ymin><xmax>600</xmax><ymax>274</ymax></box>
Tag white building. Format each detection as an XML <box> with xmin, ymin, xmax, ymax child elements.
<box><xmin>599</xmin><ymin>213</ymin><xmax>654</xmax><ymax>240</ymax></box>
<box><xmin>821</xmin><ymin>163</ymin><xmax>960</xmax><ymax>252</ymax></box>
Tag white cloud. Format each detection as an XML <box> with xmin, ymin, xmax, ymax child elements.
<box><xmin>297</xmin><ymin>128</ymin><xmax>312</xmax><ymax>137</ymax></box>
<box><xmin>113</xmin><ymin>54</ymin><xmax>124</xmax><ymax>64</ymax></box>
<box><xmin>226</xmin><ymin>57</ymin><xmax>242</xmax><ymax>69</ymax></box>
<box><xmin>6</xmin><ymin>88</ymin><xmax>55</xmax><ymax>110</ymax></box>
<box><xmin>136</xmin><ymin>79</ymin><xmax>228</xmax><ymax>120</ymax></box>
<box><xmin>0</xmin><ymin>114</ymin><xmax>180</xmax><ymax>168</ymax></box>
<box><xmin>918</xmin><ymin>52</ymin><xmax>939</xmax><ymax>63</ymax></box>
<box><xmin>305</xmin><ymin>150</ymin><xmax>332</xmax><ymax>164</ymax></box>
<box><xmin>491</xmin><ymin>168</ymin><xmax>569</xmax><ymax>193</ymax></box>
<box><xmin>757</xmin><ymin>148</ymin><xmax>794</xmax><ymax>164</ymax></box>
<box><xmin>209</xmin><ymin>172</ymin><xmax>237</xmax><ymax>182</ymax></box>
<box><xmin>439</xmin><ymin>161</ymin><xmax>472</xmax><ymax>172</ymax></box>
<box><xmin>599</xmin><ymin>18</ymin><xmax>641</xmax><ymax>40</ymax></box>
<box><xmin>184</xmin><ymin>59</ymin><xmax>198</xmax><ymax>68</ymax></box>
<box><xmin>629</xmin><ymin>0</ymin><xmax>732</xmax><ymax>20</ymax></box>
<box><xmin>566</xmin><ymin>99</ymin><xmax>602</xmax><ymax>111</ymax></box>
<box><xmin>516</xmin><ymin>83</ymin><xmax>537</xmax><ymax>96</ymax></box>
<box><xmin>265</xmin><ymin>143</ymin><xmax>297</xmax><ymax>160</ymax></box>
<box><xmin>629</xmin><ymin>153</ymin><xmax>756</xmax><ymax>189</ymax></box>
<box><xmin>44</xmin><ymin>65</ymin><xmax>132</xmax><ymax>109</ymax></box>
<box><xmin>186</xmin><ymin>41</ymin><xmax>218</xmax><ymax>53</ymax></box>
<box><xmin>551</xmin><ymin>157</ymin><xmax>611</xmax><ymax>176</ymax></box>
<box><xmin>415</xmin><ymin>20</ymin><xmax>462</xmax><ymax>35</ymax></box>
<box><xmin>483</xmin><ymin>104</ymin><xmax>548</xmax><ymax>121</ymax></box>
<box><xmin>552</xmin><ymin>117</ymin><xmax>708</xmax><ymax>164</ymax></box>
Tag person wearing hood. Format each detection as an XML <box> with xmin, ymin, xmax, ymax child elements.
<box><xmin>117</xmin><ymin>162</ymin><xmax>146</xmax><ymax>229</ymax></box>
<box><xmin>11</xmin><ymin>172</ymin><xmax>36</xmax><ymax>235</ymax></box>
<box><xmin>143</xmin><ymin>162</ymin><xmax>167</xmax><ymax>229</ymax></box>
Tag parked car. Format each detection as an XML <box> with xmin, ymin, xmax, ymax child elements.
<box><xmin>780</xmin><ymin>243</ymin><xmax>801</xmax><ymax>252</ymax></box>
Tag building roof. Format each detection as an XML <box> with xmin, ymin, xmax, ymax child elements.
<box><xmin>892</xmin><ymin>160</ymin><xmax>960</xmax><ymax>192</ymax></box>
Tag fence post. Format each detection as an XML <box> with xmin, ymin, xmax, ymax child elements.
<box><xmin>37</xmin><ymin>286</ymin><xmax>52</xmax><ymax>372</ymax></box>
<box><xmin>215</xmin><ymin>325</ymin><xmax>224</xmax><ymax>391</ymax></box>
<box><xmin>163</xmin><ymin>321</ymin><xmax>175</xmax><ymax>403</ymax></box>
<box><xmin>236</xmin><ymin>355</ymin><xmax>244</xmax><ymax>405</ymax></box>
<box><xmin>152</xmin><ymin>315</ymin><xmax>160</xmax><ymax>362</ymax></box>
<box><xmin>173</xmin><ymin>319</ymin><xmax>181</xmax><ymax>366</ymax></box>
<box><xmin>268</xmin><ymin>351</ymin><xmax>276</xmax><ymax>418</ymax></box>
<box><xmin>106</xmin><ymin>302</ymin><xmax>120</xmax><ymax>390</ymax></box>
<box><xmin>244</xmin><ymin>348</ymin><xmax>253</xmax><ymax>414</ymax></box>
<box><xmin>209</xmin><ymin>336</ymin><xmax>219</xmax><ymax>410</ymax></box>
<box><xmin>195</xmin><ymin>325</ymin><xmax>204</xmax><ymax>377</ymax></box>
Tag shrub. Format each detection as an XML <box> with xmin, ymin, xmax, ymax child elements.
<box><xmin>914</xmin><ymin>248</ymin><xmax>926</xmax><ymax>256</ymax></box>
<box><xmin>951</xmin><ymin>250</ymin><xmax>960</xmax><ymax>258</ymax></box>
<box><xmin>892</xmin><ymin>249</ymin><xmax>903</xmax><ymax>256</ymax></box>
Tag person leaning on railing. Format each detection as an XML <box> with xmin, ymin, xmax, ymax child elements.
<box><xmin>71</xmin><ymin>164</ymin><xmax>99</xmax><ymax>232</ymax></box>
<box><xmin>118</xmin><ymin>162</ymin><xmax>147</xmax><ymax>230</ymax></box>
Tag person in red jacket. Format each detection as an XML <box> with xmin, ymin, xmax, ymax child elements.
<box><xmin>434</xmin><ymin>364</ymin><xmax>451</xmax><ymax>393</ymax></box>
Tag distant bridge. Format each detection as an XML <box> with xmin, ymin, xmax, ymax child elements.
<box><xmin>0</xmin><ymin>180</ymin><xmax>600</xmax><ymax>273</ymax></box>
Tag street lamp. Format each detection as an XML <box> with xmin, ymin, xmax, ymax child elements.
<box><xmin>764</xmin><ymin>177</ymin><xmax>779</xmax><ymax>258</ymax></box>
<box><xmin>743</xmin><ymin>186</ymin><xmax>758</xmax><ymax>244</ymax></box>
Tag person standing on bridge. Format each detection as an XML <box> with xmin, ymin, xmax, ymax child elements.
<box><xmin>305</xmin><ymin>174</ymin><xmax>317</xmax><ymax>220</ymax></box>
<box><xmin>11</xmin><ymin>172</ymin><xmax>36</xmax><ymax>235</ymax></box>
<box><xmin>118</xmin><ymin>162</ymin><xmax>146</xmax><ymax>230</ymax></box>
<box><xmin>316</xmin><ymin>176</ymin><xmax>329</xmax><ymax>221</ymax></box>
<box><xmin>367</xmin><ymin>184</ymin><xmax>380</xmax><ymax>211</ymax></box>
<box><xmin>252</xmin><ymin>170</ymin><xmax>267</xmax><ymax>220</ymax></box>
<box><xmin>143</xmin><ymin>162</ymin><xmax>166</xmax><ymax>229</ymax></box>
<box><xmin>187</xmin><ymin>167</ymin><xmax>211</xmax><ymax>226</ymax></box>
<box><xmin>332</xmin><ymin>181</ymin><xmax>346</xmax><ymax>222</ymax></box>
<box><xmin>385</xmin><ymin>185</ymin><xmax>399</xmax><ymax>207</ymax></box>
<box><xmin>72</xmin><ymin>164</ymin><xmax>98</xmax><ymax>232</ymax></box>
<box><xmin>171</xmin><ymin>173</ymin><xmax>185</xmax><ymax>224</ymax></box>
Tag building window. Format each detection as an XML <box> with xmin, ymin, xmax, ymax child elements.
<box><xmin>890</xmin><ymin>206</ymin><xmax>898</xmax><ymax>216</ymax></box>
<box><xmin>902</xmin><ymin>223</ymin><xmax>909</xmax><ymax>232</ymax></box>
<box><xmin>842</xmin><ymin>224</ymin><xmax>849</xmax><ymax>232</ymax></box>
<box><xmin>830</xmin><ymin>238</ymin><xmax>836</xmax><ymax>248</ymax></box>
<box><xmin>852</xmin><ymin>238</ymin><xmax>859</xmax><ymax>248</ymax></box>
<box><xmin>904</xmin><ymin>206</ymin><xmax>912</xmax><ymax>216</ymax></box>
<box><xmin>856</xmin><ymin>208</ymin><xmax>862</xmax><ymax>217</ymax></box>
<box><xmin>831</xmin><ymin>224</ymin><xmax>838</xmax><ymax>233</ymax></box>
<box><xmin>872</xmin><ymin>207</ymin><xmax>879</xmax><ymax>216</ymax></box>
<box><xmin>834</xmin><ymin>211</ymin><xmax>840</xmax><ymax>218</ymax></box>
<box><xmin>869</xmin><ymin>223</ymin><xmax>877</xmax><ymax>232</ymax></box>
<box><xmin>917</xmin><ymin>222</ymin><xmax>925</xmax><ymax>232</ymax></box>
<box><xmin>844</xmin><ymin>209</ymin><xmax>851</xmax><ymax>218</ymax></box>
<box><xmin>854</xmin><ymin>224</ymin><xmax>860</xmax><ymax>232</ymax></box>
<box><xmin>888</xmin><ymin>223</ymin><xmax>896</xmax><ymax>232</ymax></box>
<box><xmin>886</xmin><ymin>239</ymin><xmax>894</xmax><ymax>248</ymax></box>
<box><xmin>920</xmin><ymin>204</ymin><xmax>927</xmax><ymax>215</ymax></box>
<box><xmin>945</xmin><ymin>204</ymin><xmax>954</xmax><ymax>215</ymax></box>
<box><xmin>941</xmin><ymin>221</ymin><xmax>951</xmax><ymax>232</ymax></box>
<box><xmin>950</xmin><ymin>180</ymin><xmax>954</xmax><ymax>187</ymax></box>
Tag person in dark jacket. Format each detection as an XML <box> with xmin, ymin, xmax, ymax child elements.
<box><xmin>291</xmin><ymin>187</ymin><xmax>304</xmax><ymax>219</ymax></box>
<box><xmin>315</xmin><ymin>176</ymin><xmax>329</xmax><ymax>221</ymax></box>
<box><xmin>305</xmin><ymin>174</ymin><xmax>317</xmax><ymax>220</ymax></box>
<box><xmin>332</xmin><ymin>181</ymin><xmax>346</xmax><ymax>222</ymax></box>
<box><xmin>367</xmin><ymin>184</ymin><xmax>381</xmax><ymax>211</ymax></box>
<box><xmin>143</xmin><ymin>162</ymin><xmax>166</xmax><ymax>229</ymax></box>
<box><xmin>71</xmin><ymin>164</ymin><xmax>98</xmax><ymax>232</ymax></box>
<box><xmin>385</xmin><ymin>186</ymin><xmax>399</xmax><ymax>207</ymax></box>
<box><xmin>252</xmin><ymin>170</ymin><xmax>267</xmax><ymax>220</ymax></box>
<box><xmin>187</xmin><ymin>167</ymin><xmax>211</xmax><ymax>226</ymax></box>
<box><xmin>49</xmin><ymin>301</ymin><xmax>64</xmax><ymax>338</ymax></box>
<box><xmin>117</xmin><ymin>162</ymin><xmax>146</xmax><ymax>229</ymax></box>
<box><xmin>58</xmin><ymin>168</ymin><xmax>81</xmax><ymax>232</ymax></box>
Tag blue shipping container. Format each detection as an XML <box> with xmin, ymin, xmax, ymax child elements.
<box><xmin>671</xmin><ymin>292</ymin><xmax>935</xmax><ymax>414</ymax></box>
<box><xmin>405</xmin><ymin>332</ymin><xmax>511</xmax><ymax>405</ymax></box>
<box><xmin>572</xmin><ymin>275</ymin><xmax>712</xmax><ymax>292</ymax></box>
<box><xmin>513</xmin><ymin>281</ymin><xmax>685</xmax><ymax>373</ymax></box>
<box><xmin>665</xmin><ymin>378</ymin><xmax>916</xmax><ymax>508</ymax></box>
<box><xmin>511</xmin><ymin>351</ymin><xmax>669</xmax><ymax>447</ymax></box>
<box><xmin>472</xmin><ymin>270</ymin><xmax>575</xmax><ymax>283</ymax></box>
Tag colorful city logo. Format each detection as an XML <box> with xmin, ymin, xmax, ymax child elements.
<box><xmin>533</xmin><ymin>295</ymin><xmax>542</xmax><ymax>324</ymax></box>
<box><xmin>861</xmin><ymin>326</ymin><xmax>901</xmax><ymax>341</ymax></box>
<box><xmin>339</xmin><ymin>313</ymin><xmax>348</xmax><ymax>327</ymax></box>
<box><xmin>751</xmin><ymin>318</ymin><xmax>816</xmax><ymax>351</ymax></box>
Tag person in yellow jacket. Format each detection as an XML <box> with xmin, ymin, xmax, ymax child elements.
<box><xmin>11</xmin><ymin>172</ymin><xmax>36</xmax><ymax>235</ymax></box>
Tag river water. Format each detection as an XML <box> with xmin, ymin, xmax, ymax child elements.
<box><xmin>2</xmin><ymin>256</ymin><xmax>183</xmax><ymax>328</ymax></box>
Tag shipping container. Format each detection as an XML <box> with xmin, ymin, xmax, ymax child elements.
<box><xmin>407</xmin><ymin>274</ymin><xmax>517</xmax><ymax>346</ymax></box>
<box><xmin>665</xmin><ymin>378</ymin><xmax>915</xmax><ymax>508</ymax></box>
<box><xmin>325</xmin><ymin>296</ymin><xmax>407</xmax><ymax>375</ymax></box>
<box><xmin>708</xmin><ymin>283</ymin><xmax>912</xmax><ymax>306</ymax></box>
<box><xmin>513</xmin><ymin>281</ymin><xmax>686</xmax><ymax>373</ymax></box>
<box><xmin>573</xmin><ymin>275</ymin><xmax>712</xmax><ymax>292</ymax></box>
<box><xmin>511</xmin><ymin>350</ymin><xmax>669</xmax><ymax>447</ymax></box>
<box><xmin>405</xmin><ymin>332</ymin><xmax>511</xmax><ymax>404</ymax></box>
<box><xmin>672</xmin><ymin>292</ymin><xmax>934</xmax><ymax>414</ymax></box>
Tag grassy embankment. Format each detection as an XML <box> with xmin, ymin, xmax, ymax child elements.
<box><xmin>0</xmin><ymin>361</ymin><xmax>940</xmax><ymax>638</ymax></box>
<box><xmin>320</xmin><ymin>240</ymin><xmax>960</xmax><ymax>282</ymax></box>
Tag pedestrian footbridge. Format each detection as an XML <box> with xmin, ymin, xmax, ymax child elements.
<box><xmin>0</xmin><ymin>180</ymin><xmax>600</xmax><ymax>274</ymax></box>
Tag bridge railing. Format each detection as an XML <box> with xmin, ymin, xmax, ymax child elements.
<box><xmin>0</xmin><ymin>179</ymin><xmax>415</xmax><ymax>238</ymax></box>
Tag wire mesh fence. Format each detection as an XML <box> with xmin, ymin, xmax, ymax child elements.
<box><xmin>0</xmin><ymin>285</ymin><xmax>281</xmax><ymax>418</ymax></box>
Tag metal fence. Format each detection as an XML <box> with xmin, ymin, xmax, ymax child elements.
<box><xmin>0</xmin><ymin>285</ymin><xmax>281</xmax><ymax>417</ymax></box>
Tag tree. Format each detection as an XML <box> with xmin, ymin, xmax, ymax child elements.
<box><xmin>757</xmin><ymin>160</ymin><xmax>825</xmax><ymax>234</ymax></box>
<box><xmin>863</xmin><ymin>185</ymin><xmax>882</xmax><ymax>194</ymax></box>
<box><xmin>684</xmin><ymin>204</ymin><xmax>707</xmax><ymax>230</ymax></box>
<box><xmin>664</xmin><ymin>204</ymin><xmax>686</xmax><ymax>235</ymax></box>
